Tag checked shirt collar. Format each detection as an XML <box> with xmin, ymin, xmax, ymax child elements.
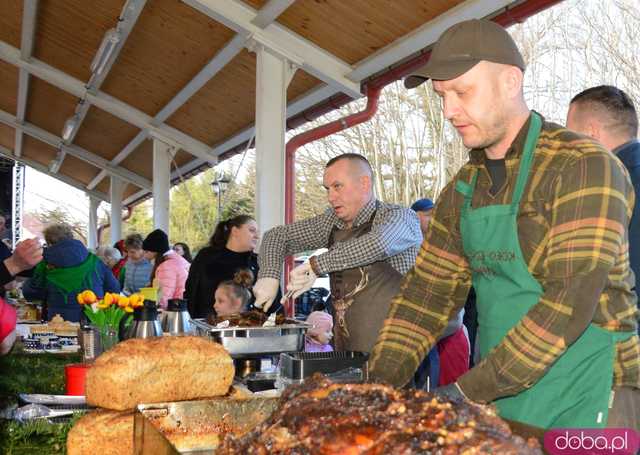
<box><xmin>333</xmin><ymin>198</ymin><xmax>377</xmax><ymax>230</ymax></box>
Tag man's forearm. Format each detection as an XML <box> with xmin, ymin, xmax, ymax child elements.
<box><xmin>258</xmin><ymin>215</ymin><xmax>331</xmax><ymax>279</ymax></box>
<box><xmin>368</xmin><ymin>266</ymin><xmax>468</xmax><ymax>386</ymax></box>
<box><xmin>456</xmin><ymin>269</ymin><xmax>607</xmax><ymax>403</ymax></box>
<box><xmin>257</xmin><ymin>227</ymin><xmax>288</xmax><ymax>280</ymax></box>
<box><xmin>314</xmin><ymin>216</ymin><xmax>421</xmax><ymax>275</ymax></box>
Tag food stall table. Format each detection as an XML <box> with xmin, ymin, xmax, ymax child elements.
<box><xmin>0</xmin><ymin>342</ymin><xmax>82</xmax><ymax>454</ymax></box>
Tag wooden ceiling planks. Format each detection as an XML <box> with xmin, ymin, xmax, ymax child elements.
<box><xmin>0</xmin><ymin>123</ymin><xmax>15</xmax><ymax>152</ymax></box>
<box><xmin>73</xmin><ymin>105</ymin><xmax>142</xmax><ymax>162</ymax></box>
<box><xmin>119</xmin><ymin>139</ymin><xmax>153</xmax><ymax>180</ymax></box>
<box><xmin>33</xmin><ymin>0</ymin><xmax>123</xmax><ymax>83</ymax></box>
<box><xmin>26</xmin><ymin>76</ymin><xmax>79</xmax><ymax>137</ymax></box>
<box><xmin>123</xmin><ymin>183</ymin><xmax>139</xmax><ymax>201</ymax></box>
<box><xmin>57</xmin><ymin>153</ymin><xmax>103</xmax><ymax>187</ymax></box>
<box><xmin>117</xmin><ymin>139</ymin><xmax>195</xmax><ymax>183</ymax></box>
<box><xmin>0</xmin><ymin>1</ymin><xmax>23</xmax><ymax>49</ymax></box>
<box><xmin>100</xmin><ymin>0</ymin><xmax>237</xmax><ymax>117</ymax></box>
<box><xmin>0</xmin><ymin>61</ymin><xmax>19</xmax><ymax>115</ymax></box>
<box><xmin>172</xmin><ymin>149</ymin><xmax>192</xmax><ymax>170</ymax></box>
<box><xmin>2</xmin><ymin>0</ymin><xmax>497</xmax><ymax>207</ymax></box>
<box><xmin>22</xmin><ymin>135</ymin><xmax>57</xmax><ymax>166</ymax></box>
<box><xmin>269</xmin><ymin>0</ymin><xmax>465</xmax><ymax>64</ymax></box>
<box><xmin>165</xmin><ymin>49</ymin><xmax>256</xmax><ymax>146</ymax></box>
<box><xmin>288</xmin><ymin>70</ymin><xmax>322</xmax><ymax>106</ymax></box>
<box><xmin>165</xmin><ymin>49</ymin><xmax>322</xmax><ymax>147</ymax></box>
<box><xmin>241</xmin><ymin>0</ymin><xmax>267</xmax><ymax>9</ymax></box>
<box><xmin>95</xmin><ymin>178</ymin><xmax>110</xmax><ymax>196</ymax></box>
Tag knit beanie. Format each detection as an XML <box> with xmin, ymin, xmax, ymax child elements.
<box><xmin>306</xmin><ymin>311</ymin><xmax>333</xmax><ymax>338</ymax></box>
<box><xmin>142</xmin><ymin>229</ymin><xmax>170</xmax><ymax>254</ymax></box>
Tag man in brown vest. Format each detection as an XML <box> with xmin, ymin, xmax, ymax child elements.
<box><xmin>253</xmin><ymin>153</ymin><xmax>422</xmax><ymax>352</ymax></box>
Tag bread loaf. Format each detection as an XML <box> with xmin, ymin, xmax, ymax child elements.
<box><xmin>67</xmin><ymin>409</ymin><xmax>134</xmax><ymax>455</ymax></box>
<box><xmin>85</xmin><ymin>336</ymin><xmax>234</xmax><ymax>410</ymax></box>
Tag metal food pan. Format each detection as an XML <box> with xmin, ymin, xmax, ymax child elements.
<box><xmin>279</xmin><ymin>351</ymin><xmax>369</xmax><ymax>380</ymax></box>
<box><xmin>134</xmin><ymin>397</ymin><xmax>278</xmax><ymax>454</ymax></box>
<box><xmin>192</xmin><ymin>319</ymin><xmax>310</xmax><ymax>358</ymax></box>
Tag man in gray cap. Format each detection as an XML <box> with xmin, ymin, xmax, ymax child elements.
<box><xmin>370</xmin><ymin>19</ymin><xmax>640</xmax><ymax>430</ymax></box>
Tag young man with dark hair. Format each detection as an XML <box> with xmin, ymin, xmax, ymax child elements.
<box><xmin>567</xmin><ymin>85</ymin><xmax>640</xmax><ymax>307</ymax></box>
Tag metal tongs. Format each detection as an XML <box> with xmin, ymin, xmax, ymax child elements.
<box><xmin>279</xmin><ymin>288</ymin><xmax>296</xmax><ymax>305</ymax></box>
<box><xmin>262</xmin><ymin>312</ymin><xmax>277</xmax><ymax>327</ymax></box>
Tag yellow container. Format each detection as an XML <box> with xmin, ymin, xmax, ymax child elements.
<box><xmin>139</xmin><ymin>287</ymin><xmax>158</xmax><ymax>302</ymax></box>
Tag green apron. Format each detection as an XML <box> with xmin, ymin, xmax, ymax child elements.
<box><xmin>457</xmin><ymin>112</ymin><xmax>634</xmax><ymax>429</ymax></box>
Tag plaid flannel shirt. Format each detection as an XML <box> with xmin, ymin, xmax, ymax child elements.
<box><xmin>369</xmin><ymin>114</ymin><xmax>640</xmax><ymax>403</ymax></box>
<box><xmin>258</xmin><ymin>199</ymin><xmax>421</xmax><ymax>279</ymax></box>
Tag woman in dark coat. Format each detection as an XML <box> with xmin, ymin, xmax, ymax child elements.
<box><xmin>185</xmin><ymin>215</ymin><xmax>259</xmax><ymax>319</ymax></box>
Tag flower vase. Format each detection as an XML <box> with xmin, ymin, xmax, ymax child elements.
<box><xmin>100</xmin><ymin>326</ymin><xmax>119</xmax><ymax>352</ymax></box>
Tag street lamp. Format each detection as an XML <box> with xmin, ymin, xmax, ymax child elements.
<box><xmin>211</xmin><ymin>174</ymin><xmax>230</xmax><ymax>225</ymax></box>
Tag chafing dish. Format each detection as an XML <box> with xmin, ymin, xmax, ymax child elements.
<box><xmin>134</xmin><ymin>397</ymin><xmax>277</xmax><ymax>454</ymax></box>
<box><xmin>191</xmin><ymin>318</ymin><xmax>310</xmax><ymax>358</ymax></box>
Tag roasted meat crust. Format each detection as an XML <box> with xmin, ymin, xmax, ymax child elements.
<box><xmin>207</xmin><ymin>310</ymin><xmax>286</xmax><ymax>327</ymax></box>
<box><xmin>218</xmin><ymin>375</ymin><xmax>542</xmax><ymax>455</ymax></box>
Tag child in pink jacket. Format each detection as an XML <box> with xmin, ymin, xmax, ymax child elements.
<box><xmin>142</xmin><ymin>229</ymin><xmax>190</xmax><ymax>309</ymax></box>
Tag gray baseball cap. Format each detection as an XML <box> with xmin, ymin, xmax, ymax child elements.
<box><xmin>405</xmin><ymin>19</ymin><xmax>525</xmax><ymax>89</ymax></box>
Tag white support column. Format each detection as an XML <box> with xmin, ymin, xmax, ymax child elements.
<box><xmin>110</xmin><ymin>176</ymin><xmax>126</xmax><ymax>244</ymax></box>
<box><xmin>152</xmin><ymin>139</ymin><xmax>172</xmax><ymax>233</ymax></box>
<box><xmin>254</xmin><ymin>45</ymin><xmax>293</xmax><ymax>236</ymax></box>
<box><xmin>87</xmin><ymin>195</ymin><xmax>100</xmax><ymax>250</ymax></box>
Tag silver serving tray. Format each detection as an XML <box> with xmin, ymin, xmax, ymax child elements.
<box><xmin>192</xmin><ymin>318</ymin><xmax>310</xmax><ymax>358</ymax></box>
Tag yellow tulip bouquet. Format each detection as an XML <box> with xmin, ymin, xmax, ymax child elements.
<box><xmin>76</xmin><ymin>290</ymin><xmax>145</xmax><ymax>350</ymax></box>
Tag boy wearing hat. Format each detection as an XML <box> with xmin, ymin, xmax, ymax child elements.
<box><xmin>370</xmin><ymin>19</ymin><xmax>639</xmax><ymax>429</ymax></box>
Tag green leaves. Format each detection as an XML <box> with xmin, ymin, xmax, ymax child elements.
<box><xmin>82</xmin><ymin>305</ymin><xmax>128</xmax><ymax>331</ymax></box>
<box><xmin>0</xmin><ymin>412</ymin><xmax>84</xmax><ymax>454</ymax></box>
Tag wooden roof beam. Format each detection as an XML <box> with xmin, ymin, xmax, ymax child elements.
<box><xmin>122</xmin><ymin>82</ymin><xmax>340</xmax><ymax>205</ymax></box>
<box><xmin>0</xmin><ymin>108</ymin><xmax>152</xmax><ymax>190</ymax></box>
<box><xmin>182</xmin><ymin>0</ymin><xmax>362</xmax><ymax>99</ymax></box>
<box><xmin>0</xmin><ymin>145</ymin><xmax>109</xmax><ymax>202</ymax></box>
<box><xmin>251</xmin><ymin>0</ymin><xmax>296</xmax><ymax>28</ymax></box>
<box><xmin>87</xmin><ymin>0</ymin><xmax>294</xmax><ymax>190</ymax></box>
<box><xmin>134</xmin><ymin>0</ymin><xmax>521</xmax><ymax>199</ymax></box>
<box><xmin>0</xmin><ymin>40</ymin><xmax>218</xmax><ymax>165</ymax></box>
<box><xmin>14</xmin><ymin>0</ymin><xmax>39</xmax><ymax>158</ymax></box>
